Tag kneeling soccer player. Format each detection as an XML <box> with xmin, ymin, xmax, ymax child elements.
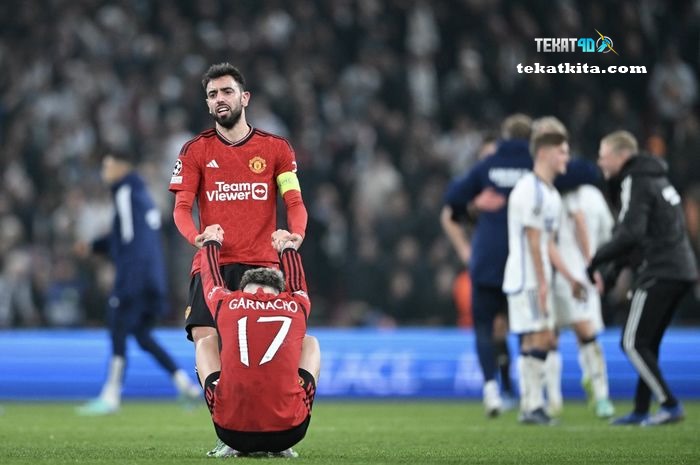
<box><xmin>197</xmin><ymin>224</ymin><xmax>319</xmax><ymax>458</ymax></box>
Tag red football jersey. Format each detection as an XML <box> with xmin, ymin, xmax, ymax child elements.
<box><xmin>170</xmin><ymin>127</ymin><xmax>300</xmax><ymax>273</ymax></box>
<box><xmin>200</xmin><ymin>242</ymin><xmax>311</xmax><ymax>432</ymax></box>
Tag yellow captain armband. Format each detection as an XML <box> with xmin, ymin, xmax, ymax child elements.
<box><xmin>276</xmin><ymin>171</ymin><xmax>301</xmax><ymax>195</ymax></box>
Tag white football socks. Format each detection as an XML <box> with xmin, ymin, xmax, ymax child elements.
<box><xmin>520</xmin><ymin>354</ymin><xmax>546</xmax><ymax>412</ymax></box>
<box><xmin>99</xmin><ymin>355</ymin><xmax>125</xmax><ymax>408</ymax></box>
<box><xmin>544</xmin><ymin>350</ymin><xmax>563</xmax><ymax>411</ymax></box>
<box><xmin>173</xmin><ymin>369</ymin><xmax>200</xmax><ymax>397</ymax></box>
<box><xmin>580</xmin><ymin>340</ymin><xmax>609</xmax><ymax>401</ymax></box>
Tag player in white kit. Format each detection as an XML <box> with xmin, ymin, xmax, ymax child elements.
<box><xmin>527</xmin><ymin>117</ymin><xmax>615</xmax><ymax>419</ymax></box>
<box><xmin>503</xmin><ymin>131</ymin><xmax>585</xmax><ymax>425</ymax></box>
<box><xmin>552</xmin><ymin>166</ymin><xmax>616</xmax><ymax>419</ymax></box>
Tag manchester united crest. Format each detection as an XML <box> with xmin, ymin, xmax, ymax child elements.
<box><xmin>249</xmin><ymin>156</ymin><xmax>266</xmax><ymax>174</ymax></box>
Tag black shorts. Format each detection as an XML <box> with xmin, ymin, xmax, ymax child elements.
<box><xmin>205</xmin><ymin>369</ymin><xmax>316</xmax><ymax>453</ymax></box>
<box><xmin>184</xmin><ymin>263</ymin><xmax>258</xmax><ymax>340</ymax></box>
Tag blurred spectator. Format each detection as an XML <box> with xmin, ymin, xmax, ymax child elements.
<box><xmin>0</xmin><ymin>248</ymin><xmax>39</xmax><ymax>328</ymax></box>
<box><xmin>649</xmin><ymin>46</ymin><xmax>698</xmax><ymax>126</ymax></box>
<box><xmin>44</xmin><ymin>255</ymin><xmax>85</xmax><ymax>327</ymax></box>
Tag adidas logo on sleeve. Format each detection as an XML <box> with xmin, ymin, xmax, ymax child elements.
<box><xmin>206</xmin><ymin>160</ymin><xmax>220</xmax><ymax>168</ymax></box>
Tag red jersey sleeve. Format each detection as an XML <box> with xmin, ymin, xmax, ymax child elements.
<box><xmin>283</xmin><ymin>190</ymin><xmax>308</xmax><ymax>239</ymax></box>
<box><xmin>273</xmin><ymin>138</ymin><xmax>298</xmax><ymax>176</ymax></box>
<box><xmin>173</xmin><ymin>191</ymin><xmax>199</xmax><ymax>245</ymax></box>
<box><xmin>280</xmin><ymin>248</ymin><xmax>310</xmax><ymax>315</ymax></box>
<box><xmin>199</xmin><ymin>241</ymin><xmax>233</xmax><ymax>316</ymax></box>
<box><xmin>169</xmin><ymin>139</ymin><xmax>202</xmax><ymax>194</ymax></box>
<box><xmin>274</xmin><ymin>139</ymin><xmax>308</xmax><ymax>238</ymax></box>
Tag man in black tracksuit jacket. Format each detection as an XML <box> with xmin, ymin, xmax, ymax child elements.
<box><xmin>588</xmin><ymin>130</ymin><xmax>698</xmax><ymax>426</ymax></box>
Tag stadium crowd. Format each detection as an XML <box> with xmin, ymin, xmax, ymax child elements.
<box><xmin>0</xmin><ymin>0</ymin><xmax>698</xmax><ymax>328</ymax></box>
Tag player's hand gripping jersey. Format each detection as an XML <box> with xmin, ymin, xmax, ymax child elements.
<box><xmin>170</xmin><ymin>128</ymin><xmax>307</xmax><ymax>273</ymax></box>
<box><xmin>199</xmin><ymin>240</ymin><xmax>311</xmax><ymax>432</ymax></box>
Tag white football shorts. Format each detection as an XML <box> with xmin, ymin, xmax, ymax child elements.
<box><xmin>507</xmin><ymin>287</ymin><xmax>555</xmax><ymax>334</ymax></box>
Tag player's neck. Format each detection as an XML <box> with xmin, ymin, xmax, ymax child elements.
<box><xmin>216</xmin><ymin>120</ymin><xmax>251</xmax><ymax>145</ymax></box>
<box><xmin>533</xmin><ymin>164</ymin><xmax>555</xmax><ymax>186</ymax></box>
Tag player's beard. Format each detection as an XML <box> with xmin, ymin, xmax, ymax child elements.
<box><xmin>213</xmin><ymin>105</ymin><xmax>243</xmax><ymax>129</ymax></box>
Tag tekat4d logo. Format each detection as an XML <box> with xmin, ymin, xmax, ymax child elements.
<box><xmin>535</xmin><ymin>29</ymin><xmax>618</xmax><ymax>55</ymax></box>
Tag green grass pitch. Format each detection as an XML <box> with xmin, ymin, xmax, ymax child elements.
<box><xmin>1</xmin><ymin>401</ymin><xmax>698</xmax><ymax>464</ymax></box>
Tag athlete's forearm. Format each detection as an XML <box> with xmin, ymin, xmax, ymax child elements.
<box><xmin>173</xmin><ymin>191</ymin><xmax>199</xmax><ymax>245</ymax></box>
<box><xmin>280</xmin><ymin>248</ymin><xmax>308</xmax><ymax>294</ymax></box>
<box><xmin>549</xmin><ymin>240</ymin><xmax>576</xmax><ymax>284</ymax></box>
<box><xmin>572</xmin><ymin>211</ymin><xmax>591</xmax><ymax>262</ymax></box>
<box><xmin>200</xmin><ymin>241</ymin><xmax>227</xmax><ymax>311</ymax></box>
<box><xmin>525</xmin><ymin>227</ymin><xmax>547</xmax><ymax>287</ymax></box>
<box><xmin>440</xmin><ymin>206</ymin><xmax>471</xmax><ymax>264</ymax></box>
<box><xmin>283</xmin><ymin>190</ymin><xmax>308</xmax><ymax>238</ymax></box>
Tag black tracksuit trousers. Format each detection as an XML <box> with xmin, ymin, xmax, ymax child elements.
<box><xmin>622</xmin><ymin>279</ymin><xmax>692</xmax><ymax>414</ymax></box>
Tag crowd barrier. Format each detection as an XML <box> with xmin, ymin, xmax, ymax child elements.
<box><xmin>0</xmin><ymin>328</ymin><xmax>698</xmax><ymax>400</ymax></box>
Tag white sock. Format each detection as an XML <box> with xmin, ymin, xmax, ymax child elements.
<box><xmin>544</xmin><ymin>350</ymin><xmax>562</xmax><ymax>407</ymax></box>
<box><xmin>577</xmin><ymin>349</ymin><xmax>589</xmax><ymax>382</ymax></box>
<box><xmin>580</xmin><ymin>340</ymin><xmax>609</xmax><ymax>400</ymax></box>
<box><xmin>523</xmin><ymin>355</ymin><xmax>545</xmax><ymax>412</ymax></box>
<box><xmin>517</xmin><ymin>355</ymin><xmax>528</xmax><ymax>412</ymax></box>
<box><xmin>99</xmin><ymin>356</ymin><xmax>124</xmax><ymax>407</ymax></box>
<box><xmin>173</xmin><ymin>369</ymin><xmax>199</xmax><ymax>396</ymax></box>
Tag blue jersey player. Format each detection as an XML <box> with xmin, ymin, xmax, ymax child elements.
<box><xmin>77</xmin><ymin>149</ymin><xmax>200</xmax><ymax>415</ymax></box>
<box><xmin>441</xmin><ymin>114</ymin><xmax>532</xmax><ymax>416</ymax></box>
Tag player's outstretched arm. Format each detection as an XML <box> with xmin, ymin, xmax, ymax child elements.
<box><xmin>173</xmin><ymin>191</ymin><xmax>201</xmax><ymax>246</ymax></box>
<box><xmin>276</xmin><ymin>148</ymin><xmax>308</xmax><ymax>248</ymax></box>
<box><xmin>272</xmin><ymin>229</ymin><xmax>308</xmax><ymax>294</ymax></box>
<box><xmin>283</xmin><ymin>191</ymin><xmax>307</xmax><ymax>250</ymax></box>
<box><xmin>199</xmin><ymin>224</ymin><xmax>230</xmax><ymax>314</ymax></box>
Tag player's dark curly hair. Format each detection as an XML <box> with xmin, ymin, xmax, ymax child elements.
<box><xmin>201</xmin><ymin>62</ymin><xmax>246</xmax><ymax>91</ymax></box>
<box><xmin>240</xmin><ymin>268</ymin><xmax>285</xmax><ymax>293</ymax></box>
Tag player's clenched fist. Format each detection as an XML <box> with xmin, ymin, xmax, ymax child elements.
<box><xmin>199</xmin><ymin>224</ymin><xmax>224</xmax><ymax>245</ymax></box>
<box><xmin>271</xmin><ymin>229</ymin><xmax>300</xmax><ymax>252</ymax></box>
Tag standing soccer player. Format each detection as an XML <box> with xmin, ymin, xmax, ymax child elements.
<box><xmin>197</xmin><ymin>225</ymin><xmax>319</xmax><ymax>458</ymax></box>
<box><xmin>441</xmin><ymin>114</ymin><xmax>532</xmax><ymax>416</ymax></box>
<box><xmin>529</xmin><ymin>117</ymin><xmax>614</xmax><ymax>418</ymax></box>
<box><xmin>552</xmin><ymin>159</ymin><xmax>616</xmax><ymax>419</ymax></box>
<box><xmin>77</xmin><ymin>150</ymin><xmax>200</xmax><ymax>415</ymax></box>
<box><xmin>589</xmin><ymin>130</ymin><xmax>698</xmax><ymax>426</ymax></box>
<box><xmin>169</xmin><ymin>63</ymin><xmax>307</xmax><ymax>452</ymax></box>
<box><xmin>502</xmin><ymin>131</ymin><xmax>584</xmax><ymax>425</ymax></box>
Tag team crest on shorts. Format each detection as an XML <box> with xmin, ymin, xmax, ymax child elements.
<box><xmin>184</xmin><ymin>305</ymin><xmax>191</xmax><ymax>319</ymax></box>
<box><xmin>249</xmin><ymin>156</ymin><xmax>266</xmax><ymax>174</ymax></box>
